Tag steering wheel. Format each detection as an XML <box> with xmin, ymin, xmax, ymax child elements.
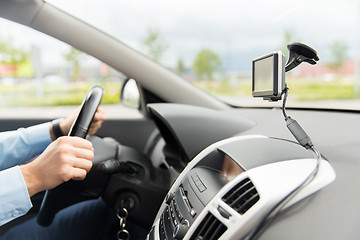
<box><xmin>37</xmin><ymin>85</ymin><xmax>104</xmax><ymax>226</ymax></box>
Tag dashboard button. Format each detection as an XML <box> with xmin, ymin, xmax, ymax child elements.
<box><xmin>190</xmin><ymin>209</ymin><xmax>196</xmax><ymax>217</ymax></box>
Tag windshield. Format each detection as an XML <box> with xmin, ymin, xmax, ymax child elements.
<box><xmin>2</xmin><ymin>0</ymin><xmax>360</xmax><ymax>110</ymax></box>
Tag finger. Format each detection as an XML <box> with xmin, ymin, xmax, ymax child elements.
<box><xmin>93</xmin><ymin>108</ymin><xmax>106</xmax><ymax>122</ymax></box>
<box><xmin>89</xmin><ymin>120</ymin><xmax>102</xmax><ymax>129</ymax></box>
<box><xmin>71</xmin><ymin>168</ymin><xmax>88</xmax><ymax>181</ymax></box>
<box><xmin>88</xmin><ymin>122</ymin><xmax>102</xmax><ymax>135</ymax></box>
<box><xmin>73</xmin><ymin>148</ymin><xmax>94</xmax><ymax>160</ymax></box>
<box><xmin>61</xmin><ymin>136</ymin><xmax>93</xmax><ymax>149</ymax></box>
<box><xmin>72</xmin><ymin>159</ymin><xmax>93</xmax><ymax>172</ymax></box>
<box><xmin>97</xmin><ymin>107</ymin><xmax>104</xmax><ymax>114</ymax></box>
<box><xmin>92</xmin><ymin>115</ymin><xmax>106</xmax><ymax>124</ymax></box>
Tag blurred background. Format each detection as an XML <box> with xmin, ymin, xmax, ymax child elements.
<box><xmin>0</xmin><ymin>0</ymin><xmax>359</xmax><ymax>109</ymax></box>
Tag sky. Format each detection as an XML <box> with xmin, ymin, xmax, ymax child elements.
<box><xmin>1</xmin><ymin>0</ymin><xmax>360</xmax><ymax>72</ymax></box>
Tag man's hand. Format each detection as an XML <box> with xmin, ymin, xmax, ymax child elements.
<box><xmin>20</xmin><ymin>136</ymin><xmax>94</xmax><ymax>197</ymax></box>
<box><xmin>50</xmin><ymin>107</ymin><xmax>106</xmax><ymax>141</ymax></box>
<box><xmin>87</xmin><ymin>107</ymin><xmax>106</xmax><ymax>135</ymax></box>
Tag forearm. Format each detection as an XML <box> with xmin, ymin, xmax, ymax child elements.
<box><xmin>0</xmin><ymin>123</ymin><xmax>52</xmax><ymax>170</ymax></box>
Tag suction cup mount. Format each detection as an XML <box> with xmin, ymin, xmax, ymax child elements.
<box><xmin>285</xmin><ymin>42</ymin><xmax>319</xmax><ymax>72</ymax></box>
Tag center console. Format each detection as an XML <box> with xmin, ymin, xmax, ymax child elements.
<box><xmin>147</xmin><ymin>135</ymin><xmax>335</xmax><ymax>240</ymax></box>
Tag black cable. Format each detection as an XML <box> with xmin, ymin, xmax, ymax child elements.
<box><xmin>245</xmin><ymin>86</ymin><xmax>321</xmax><ymax>240</ymax></box>
<box><xmin>281</xmin><ymin>84</ymin><xmax>289</xmax><ymax>120</ymax></box>
<box><xmin>282</xmin><ymin>86</ymin><xmax>313</xmax><ymax>149</ymax></box>
<box><xmin>245</xmin><ymin>146</ymin><xmax>320</xmax><ymax>240</ymax></box>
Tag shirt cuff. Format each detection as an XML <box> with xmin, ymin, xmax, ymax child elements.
<box><xmin>0</xmin><ymin>166</ymin><xmax>33</xmax><ymax>226</ymax></box>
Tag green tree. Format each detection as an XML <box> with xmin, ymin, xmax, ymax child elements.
<box><xmin>141</xmin><ymin>28</ymin><xmax>168</xmax><ymax>63</ymax></box>
<box><xmin>176</xmin><ymin>58</ymin><xmax>186</xmax><ymax>75</ymax></box>
<box><xmin>280</xmin><ymin>29</ymin><xmax>297</xmax><ymax>60</ymax></box>
<box><xmin>0</xmin><ymin>36</ymin><xmax>30</xmax><ymax>76</ymax></box>
<box><xmin>328</xmin><ymin>41</ymin><xmax>348</xmax><ymax>69</ymax></box>
<box><xmin>192</xmin><ymin>48</ymin><xmax>221</xmax><ymax>81</ymax></box>
<box><xmin>64</xmin><ymin>47</ymin><xmax>86</xmax><ymax>81</ymax></box>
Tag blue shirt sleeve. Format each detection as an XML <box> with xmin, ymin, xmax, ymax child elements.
<box><xmin>0</xmin><ymin>122</ymin><xmax>52</xmax><ymax>226</ymax></box>
<box><xmin>0</xmin><ymin>122</ymin><xmax>52</xmax><ymax>170</ymax></box>
<box><xmin>0</xmin><ymin>166</ymin><xmax>33</xmax><ymax>226</ymax></box>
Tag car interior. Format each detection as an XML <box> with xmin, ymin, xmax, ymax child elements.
<box><xmin>0</xmin><ymin>0</ymin><xmax>360</xmax><ymax>239</ymax></box>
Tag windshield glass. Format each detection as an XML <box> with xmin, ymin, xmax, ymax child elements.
<box><xmin>6</xmin><ymin>0</ymin><xmax>360</xmax><ymax>110</ymax></box>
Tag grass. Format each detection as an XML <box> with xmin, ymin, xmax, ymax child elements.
<box><xmin>194</xmin><ymin>77</ymin><xmax>360</xmax><ymax>101</ymax></box>
<box><xmin>194</xmin><ymin>80</ymin><xmax>251</xmax><ymax>96</ymax></box>
<box><xmin>287</xmin><ymin>79</ymin><xmax>360</xmax><ymax>101</ymax></box>
<box><xmin>0</xmin><ymin>81</ymin><xmax>122</xmax><ymax>107</ymax></box>
<box><xmin>1</xmin><ymin>77</ymin><xmax>360</xmax><ymax>107</ymax></box>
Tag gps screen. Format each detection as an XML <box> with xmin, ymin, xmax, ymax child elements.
<box><xmin>253</xmin><ymin>55</ymin><xmax>274</xmax><ymax>93</ymax></box>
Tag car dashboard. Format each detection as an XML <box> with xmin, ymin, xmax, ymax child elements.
<box><xmin>142</xmin><ymin>103</ymin><xmax>353</xmax><ymax>240</ymax></box>
<box><xmin>147</xmin><ymin>137</ymin><xmax>335</xmax><ymax>239</ymax></box>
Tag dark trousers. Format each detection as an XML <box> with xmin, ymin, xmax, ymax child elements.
<box><xmin>0</xmin><ymin>198</ymin><xmax>118</xmax><ymax>240</ymax></box>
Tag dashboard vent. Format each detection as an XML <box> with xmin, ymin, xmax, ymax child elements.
<box><xmin>190</xmin><ymin>213</ymin><xmax>227</xmax><ymax>240</ymax></box>
<box><xmin>222</xmin><ymin>177</ymin><xmax>259</xmax><ymax>214</ymax></box>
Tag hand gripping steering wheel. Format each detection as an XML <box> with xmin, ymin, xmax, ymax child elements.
<box><xmin>37</xmin><ymin>85</ymin><xmax>104</xmax><ymax>226</ymax></box>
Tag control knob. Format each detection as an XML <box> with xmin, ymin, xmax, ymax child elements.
<box><xmin>165</xmin><ymin>192</ymin><xmax>175</xmax><ymax>205</ymax></box>
<box><xmin>173</xmin><ymin>223</ymin><xmax>188</xmax><ymax>239</ymax></box>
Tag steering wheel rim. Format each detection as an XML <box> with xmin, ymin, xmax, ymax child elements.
<box><xmin>37</xmin><ymin>85</ymin><xmax>104</xmax><ymax>226</ymax></box>
<box><xmin>69</xmin><ymin>85</ymin><xmax>104</xmax><ymax>138</ymax></box>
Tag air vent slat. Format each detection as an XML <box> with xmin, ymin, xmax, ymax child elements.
<box><xmin>210</xmin><ymin>222</ymin><xmax>228</xmax><ymax>240</ymax></box>
<box><xmin>202</xmin><ymin>219</ymin><xmax>218</xmax><ymax>239</ymax></box>
<box><xmin>202</xmin><ymin>218</ymin><xmax>227</xmax><ymax>240</ymax></box>
<box><xmin>231</xmin><ymin>185</ymin><xmax>256</xmax><ymax>207</ymax></box>
<box><xmin>197</xmin><ymin>215</ymin><xmax>213</xmax><ymax>237</ymax></box>
<box><xmin>223</xmin><ymin>179</ymin><xmax>252</xmax><ymax>202</ymax></box>
<box><xmin>237</xmin><ymin>192</ymin><xmax>260</xmax><ymax>214</ymax></box>
<box><xmin>190</xmin><ymin>213</ymin><xmax>227</xmax><ymax>240</ymax></box>
<box><xmin>222</xmin><ymin>177</ymin><xmax>260</xmax><ymax>215</ymax></box>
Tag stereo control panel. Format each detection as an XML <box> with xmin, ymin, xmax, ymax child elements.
<box><xmin>157</xmin><ymin>167</ymin><xmax>228</xmax><ymax>240</ymax></box>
